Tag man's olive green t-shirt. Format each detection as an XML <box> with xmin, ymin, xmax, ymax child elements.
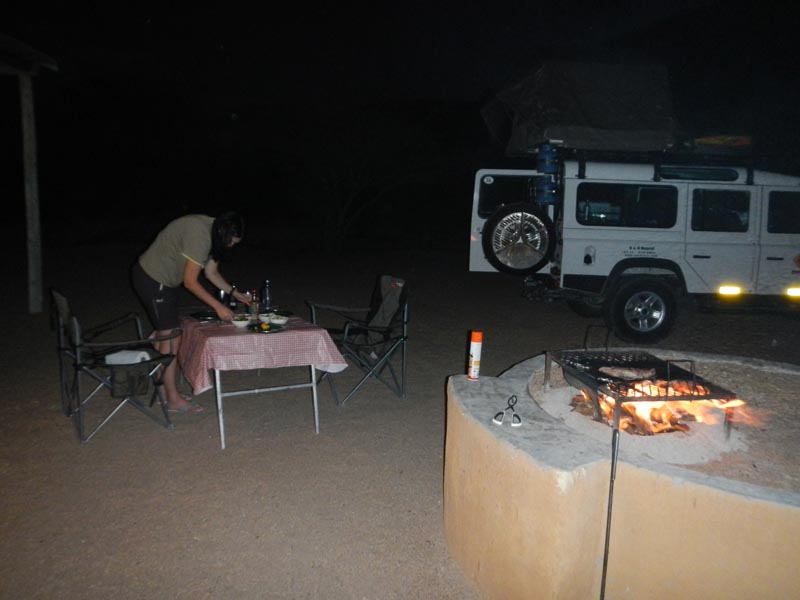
<box><xmin>139</xmin><ymin>215</ymin><xmax>214</xmax><ymax>287</ymax></box>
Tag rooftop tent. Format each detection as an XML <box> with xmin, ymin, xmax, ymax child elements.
<box><xmin>481</xmin><ymin>61</ymin><xmax>678</xmax><ymax>156</ymax></box>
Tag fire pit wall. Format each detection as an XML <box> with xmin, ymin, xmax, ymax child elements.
<box><xmin>444</xmin><ymin>353</ymin><xmax>800</xmax><ymax>600</ymax></box>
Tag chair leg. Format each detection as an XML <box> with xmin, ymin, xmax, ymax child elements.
<box><xmin>339</xmin><ymin>370</ymin><xmax>372</xmax><ymax>406</ymax></box>
<box><xmin>324</xmin><ymin>371</ymin><xmax>341</xmax><ymax>406</ymax></box>
<box><xmin>127</xmin><ymin>389</ymin><xmax>174</xmax><ymax>430</ymax></box>
<box><xmin>74</xmin><ymin>369</ymin><xmax>118</xmax><ymax>442</ymax></box>
<box><xmin>58</xmin><ymin>352</ymin><xmax>74</xmax><ymax>417</ymax></box>
<box><xmin>73</xmin><ymin>369</ymin><xmax>86</xmax><ymax>442</ymax></box>
<box><xmin>81</xmin><ymin>398</ymin><xmax>130</xmax><ymax>443</ymax></box>
<box><xmin>312</xmin><ymin>369</ymin><xmax>341</xmax><ymax>406</ymax></box>
<box><xmin>134</xmin><ymin>362</ymin><xmax>174</xmax><ymax>430</ymax></box>
<box><xmin>72</xmin><ymin>363</ymin><xmax>176</xmax><ymax>442</ymax></box>
<box><xmin>340</xmin><ymin>339</ymin><xmax>407</xmax><ymax>404</ymax></box>
<box><xmin>154</xmin><ymin>384</ymin><xmax>174</xmax><ymax>429</ymax></box>
<box><xmin>400</xmin><ymin>338</ymin><xmax>407</xmax><ymax>399</ymax></box>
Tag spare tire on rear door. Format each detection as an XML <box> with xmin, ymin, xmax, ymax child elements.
<box><xmin>481</xmin><ymin>203</ymin><xmax>556</xmax><ymax>275</ymax></box>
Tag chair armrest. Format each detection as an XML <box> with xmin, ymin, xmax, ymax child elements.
<box><xmin>83</xmin><ymin>329</ymin><xmax>183</xmax><ymax>356</ymax></box>
<box><xmin>83</xmin><ymin>338</ymin><xmax>153</xmax><ymax>350</ymax></box>
<box><xmin>84</xmin><ymin>312</ymin><xmax>143</xmax><ymax>341</ymax></box>
<box><xmin>149</xmin><ymin>329</ymin><xmax>183</xmax><ymax>354</ymax></box>
<box><xmin>306</xmin><ymin>301</ymin><xmax>370</xmax><ymax>314</ymax></box>
<box><xmin>150</xmin><ymin>329</ymin><xmax>182</xmax><ymax>343</ymax></box>
<box><xmin>305</xmin><ymin>300</ymin><xmax>370</xmax><ymax>324</ymax></box>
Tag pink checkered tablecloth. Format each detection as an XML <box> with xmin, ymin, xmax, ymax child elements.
<box><xmin>178</xmin><ymin>316</ymin><xmax>347</xmax><ymax>394</ymax></box>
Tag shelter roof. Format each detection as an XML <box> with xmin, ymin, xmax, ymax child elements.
<box><xmin>0</xmin><ymin>34</ymin><xmax>58</xmax><ymax>75</ymax></box>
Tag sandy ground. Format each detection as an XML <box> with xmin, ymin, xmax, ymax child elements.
<box><xmin>2</xmin><ymin>238</ymin><xmax>800</xmax><ymax>599</ymax></box>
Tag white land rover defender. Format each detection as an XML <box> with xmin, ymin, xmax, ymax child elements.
<box><xmin>469</xmin><ymin>147</ymin><xmax>800</xmax><ymax>342</ymax></box>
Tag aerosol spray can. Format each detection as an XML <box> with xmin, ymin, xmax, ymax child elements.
<box><xmin>467</xmin><ymin>331</ymin><xmax>483</xmax><ymax>380</ymax></box>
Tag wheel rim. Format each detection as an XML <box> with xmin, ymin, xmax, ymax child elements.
<box><xmin>490</xmin><ymin>211</ymin><xmax>550</xmax><ymax>270</ymax></box>
<box><xmin>623</xmin><ymin>290</ymin><xmax>666</xmax><ymax>333</ymax></box>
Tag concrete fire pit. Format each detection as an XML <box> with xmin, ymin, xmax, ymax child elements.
<box><xmin>444</xmin><ymin>350</ymin><xmax>800</xmax><ymax>600</ymax></box>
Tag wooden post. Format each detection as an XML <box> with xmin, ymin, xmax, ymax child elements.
<box><xmin>19</xmin><ymin>72</ymin><xmax>42</xmax><ymax>314</ymax></box>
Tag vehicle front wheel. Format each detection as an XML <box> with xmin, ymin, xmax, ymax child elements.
<box><xmin>605</xmin><ymin>278</ymin><xmax>677</xmax><ymax>343</ymax></box>
<box><xmin>481</xmin><ymin>203</ymin><xmax>556</xmax><ymax>275</ymax></box>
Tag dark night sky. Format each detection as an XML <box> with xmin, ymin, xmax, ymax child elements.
<box><xmin>4</xmin><ymin>2</ymin><xmax>800</xmax><ymax>245</ymax></box>
<box><xmin>10</xmin><ymin>2</ymin><xmax>774</xmax><ymax>103</ymax></box>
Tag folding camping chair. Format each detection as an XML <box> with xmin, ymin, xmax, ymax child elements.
<box><xmin>307</xmin><ymin>275</ymin><xmax>408</xmax><ymax>407</ymax></box>
<box><xmin>51</xmin><ymin>289</ymin><xmax>181</xmax><ymax>443</ymax></box>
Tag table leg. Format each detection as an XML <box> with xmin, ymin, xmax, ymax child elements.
<box><xmin>214</xmin><ymin>369</ymin><xmax>226</xmax><ymax>449</ymax></box>
<box><xmin>311</xmin><ymin>365</ymin><xmax>319</xmax><ymax>434</ymax></box>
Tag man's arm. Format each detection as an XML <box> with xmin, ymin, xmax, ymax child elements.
<box><xmin>183</xmin><ymin>259</ymin><xmax>234</xmax><ymax>320</ymax></box>
<box><xmin>202</xmin><ymin>259</ymin><xmax>251</xmax><ymax>306</ymax></box>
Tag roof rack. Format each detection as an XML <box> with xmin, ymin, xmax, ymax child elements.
<box><xmin>561</xmin><ymin>147</ymin><xmax>756</xmax><ymax>184</ymax></box>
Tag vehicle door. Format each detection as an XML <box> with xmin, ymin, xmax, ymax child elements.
<box><xmin>469</xmin><ymin>169</ymin><xmax>545</xmax><ymax>273</ymax></box>
<box><xmin>684</xmin><ymin>185</ymin><xmax>757</xmax><ymax>293</ymax></box>
<box><xmin>756</xmin><ymin>188</ymin><xmax>800</xmax><ymax>294</ymax></box>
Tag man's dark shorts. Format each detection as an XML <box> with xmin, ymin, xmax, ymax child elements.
<box><xmin>131</xmin><ymin>262</ymin><xmax>180</xmax><ymax>331</ymax></box>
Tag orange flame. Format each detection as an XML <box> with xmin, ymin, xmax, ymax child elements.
<box><xmin>571</xmin><ymin>382</ymin><xmax>754</xmax><ymax>435</ymax></box>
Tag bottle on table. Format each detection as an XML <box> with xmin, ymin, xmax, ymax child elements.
<box><xmin>228</xmin><ymin>285</ymin><xmax>238</xmax><ymax>310</ymax></box>
<box><xmin>248</xmin><ymin>289</ymin><xmax>259</xmax><ymax>318</ymax></box>
<box><xmin>261</xmin><ymin>279</ymin><xmax>271</xmax><ymax>311</ymax></box>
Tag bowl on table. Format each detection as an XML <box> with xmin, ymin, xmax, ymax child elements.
<box><xmin>257</xmin><ymin>313</ymin><xmax>273</xmax><ymax>324</ymax></box>
<box><xmin>268</xmin><ymin>314</ymin><xmax>289</xmax><ymax>325</ymax></box>
<box><xmin>232</xmin><ymin>314</ymin><xmax>251</xmax><ymax>328</ymax></box>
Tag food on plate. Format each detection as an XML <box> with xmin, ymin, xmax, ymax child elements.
<box><xmin>232</xmin><ymin>314</ymin><xmax>251</xmax><ymax>328</ymax></box>
<box><xmin>259</xmin><ymin>323</ymin><xmax>270</xmax><ymax>331</ymax></box>
<box><xmin>598</xmin><ymin>366</ymin><xmax>656</xmax><ymax>380</ymax></box>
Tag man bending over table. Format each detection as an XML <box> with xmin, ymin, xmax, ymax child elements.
<box><xmin>131</xmin><ymin>212</ymin><xmax>252</xmax><ymax>414</ymax></box>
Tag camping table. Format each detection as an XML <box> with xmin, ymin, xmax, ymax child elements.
<box><xmin>178</xmin><ymin>316</ymin><xmax>347</xmax><ymax>449</ymax></box>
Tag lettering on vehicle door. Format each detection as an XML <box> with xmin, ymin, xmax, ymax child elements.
<box><xmin>623</xmin><ymin>245</ymin><xmax>657</xmax><ymax>257</ymax></box>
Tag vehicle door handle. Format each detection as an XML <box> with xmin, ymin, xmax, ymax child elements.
<box><xmin>766</xmin><ymin>256</ymin><xmax>784</xmax><ymax>261</ymax></box>
<box><xmin>692</xmin><ymin>255</ymin><xmax>711</xmax><ymax>259</ymax></box>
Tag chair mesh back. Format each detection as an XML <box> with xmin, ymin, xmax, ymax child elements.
<box><xmin>366</xmin><ymin>276</ymin><xmax>405</xmax><ymax>329</ymax></box>
<box><xmin>52</xmin><ymin>290</ymin><xmax>81</xmax><ymax>346</ymax></box>
<box><xmin>367</xmin><ymin>275</ymin><xmax>405</xmax><ymax>327</ymax></box>
<box><xmin>359</xmin><ymin>276</ymin><xmax>405</xmax><ymax>347</ymax></box>
<box><xmin>52</xmin><ymin>290</ymin><xmax>70</xmax><ymax>323</ymax></box>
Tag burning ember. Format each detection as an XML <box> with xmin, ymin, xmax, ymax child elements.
<box><xmin>571</xmin><ymin>382</ymin><xmax>747</xmax><ymax>435</ymax></box>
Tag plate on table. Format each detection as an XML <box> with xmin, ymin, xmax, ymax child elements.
<box><xmin>190</xmin><ymin>311</ymin><xmax>218</xmax><ymax>322</ymax></box>
<box><xmin>247</xmin><ymin>322</ymin><xmax>285</xmax><ymax>334</ymax></box>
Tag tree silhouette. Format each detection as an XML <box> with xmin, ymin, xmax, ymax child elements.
<box><xmin>285</xmin><ymin>103</ymin><xmax>445</xmax><ymax>251</ymax></box>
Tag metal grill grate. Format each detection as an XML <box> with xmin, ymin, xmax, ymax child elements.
<box><xmin>546</xmin><ymin>349</ymin><xmax>738</xmax><ymax>403</ymax></box>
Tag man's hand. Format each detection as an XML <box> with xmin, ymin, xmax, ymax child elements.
<box><xmin>216</xmin><ymin>305</ymin><xmax>235</xmax><ymax>321</ymax></box>
<box><xmin>233</xmin><ymin>289</ymin><xmax>252</xmax><ymax>306</ymax></box>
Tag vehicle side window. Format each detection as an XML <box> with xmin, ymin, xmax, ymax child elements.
<box><xmin>767</xmin><ymin>192</ymin><xmax>800</xmax><ymax>233</ymax></box>
<box><xmin>478</xmin><ymin>175</ymin><xmax>539</xmax><ymax>218</ymax></box>
<box><xmin>575</xmin><ymin>183</ymin><xmax>677</xmax><ymax>228</ymax></box>
<box><xmin>691</xmin><ymin>189</ymin><xmax>750</xmax><ymax>232</ymax></box>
